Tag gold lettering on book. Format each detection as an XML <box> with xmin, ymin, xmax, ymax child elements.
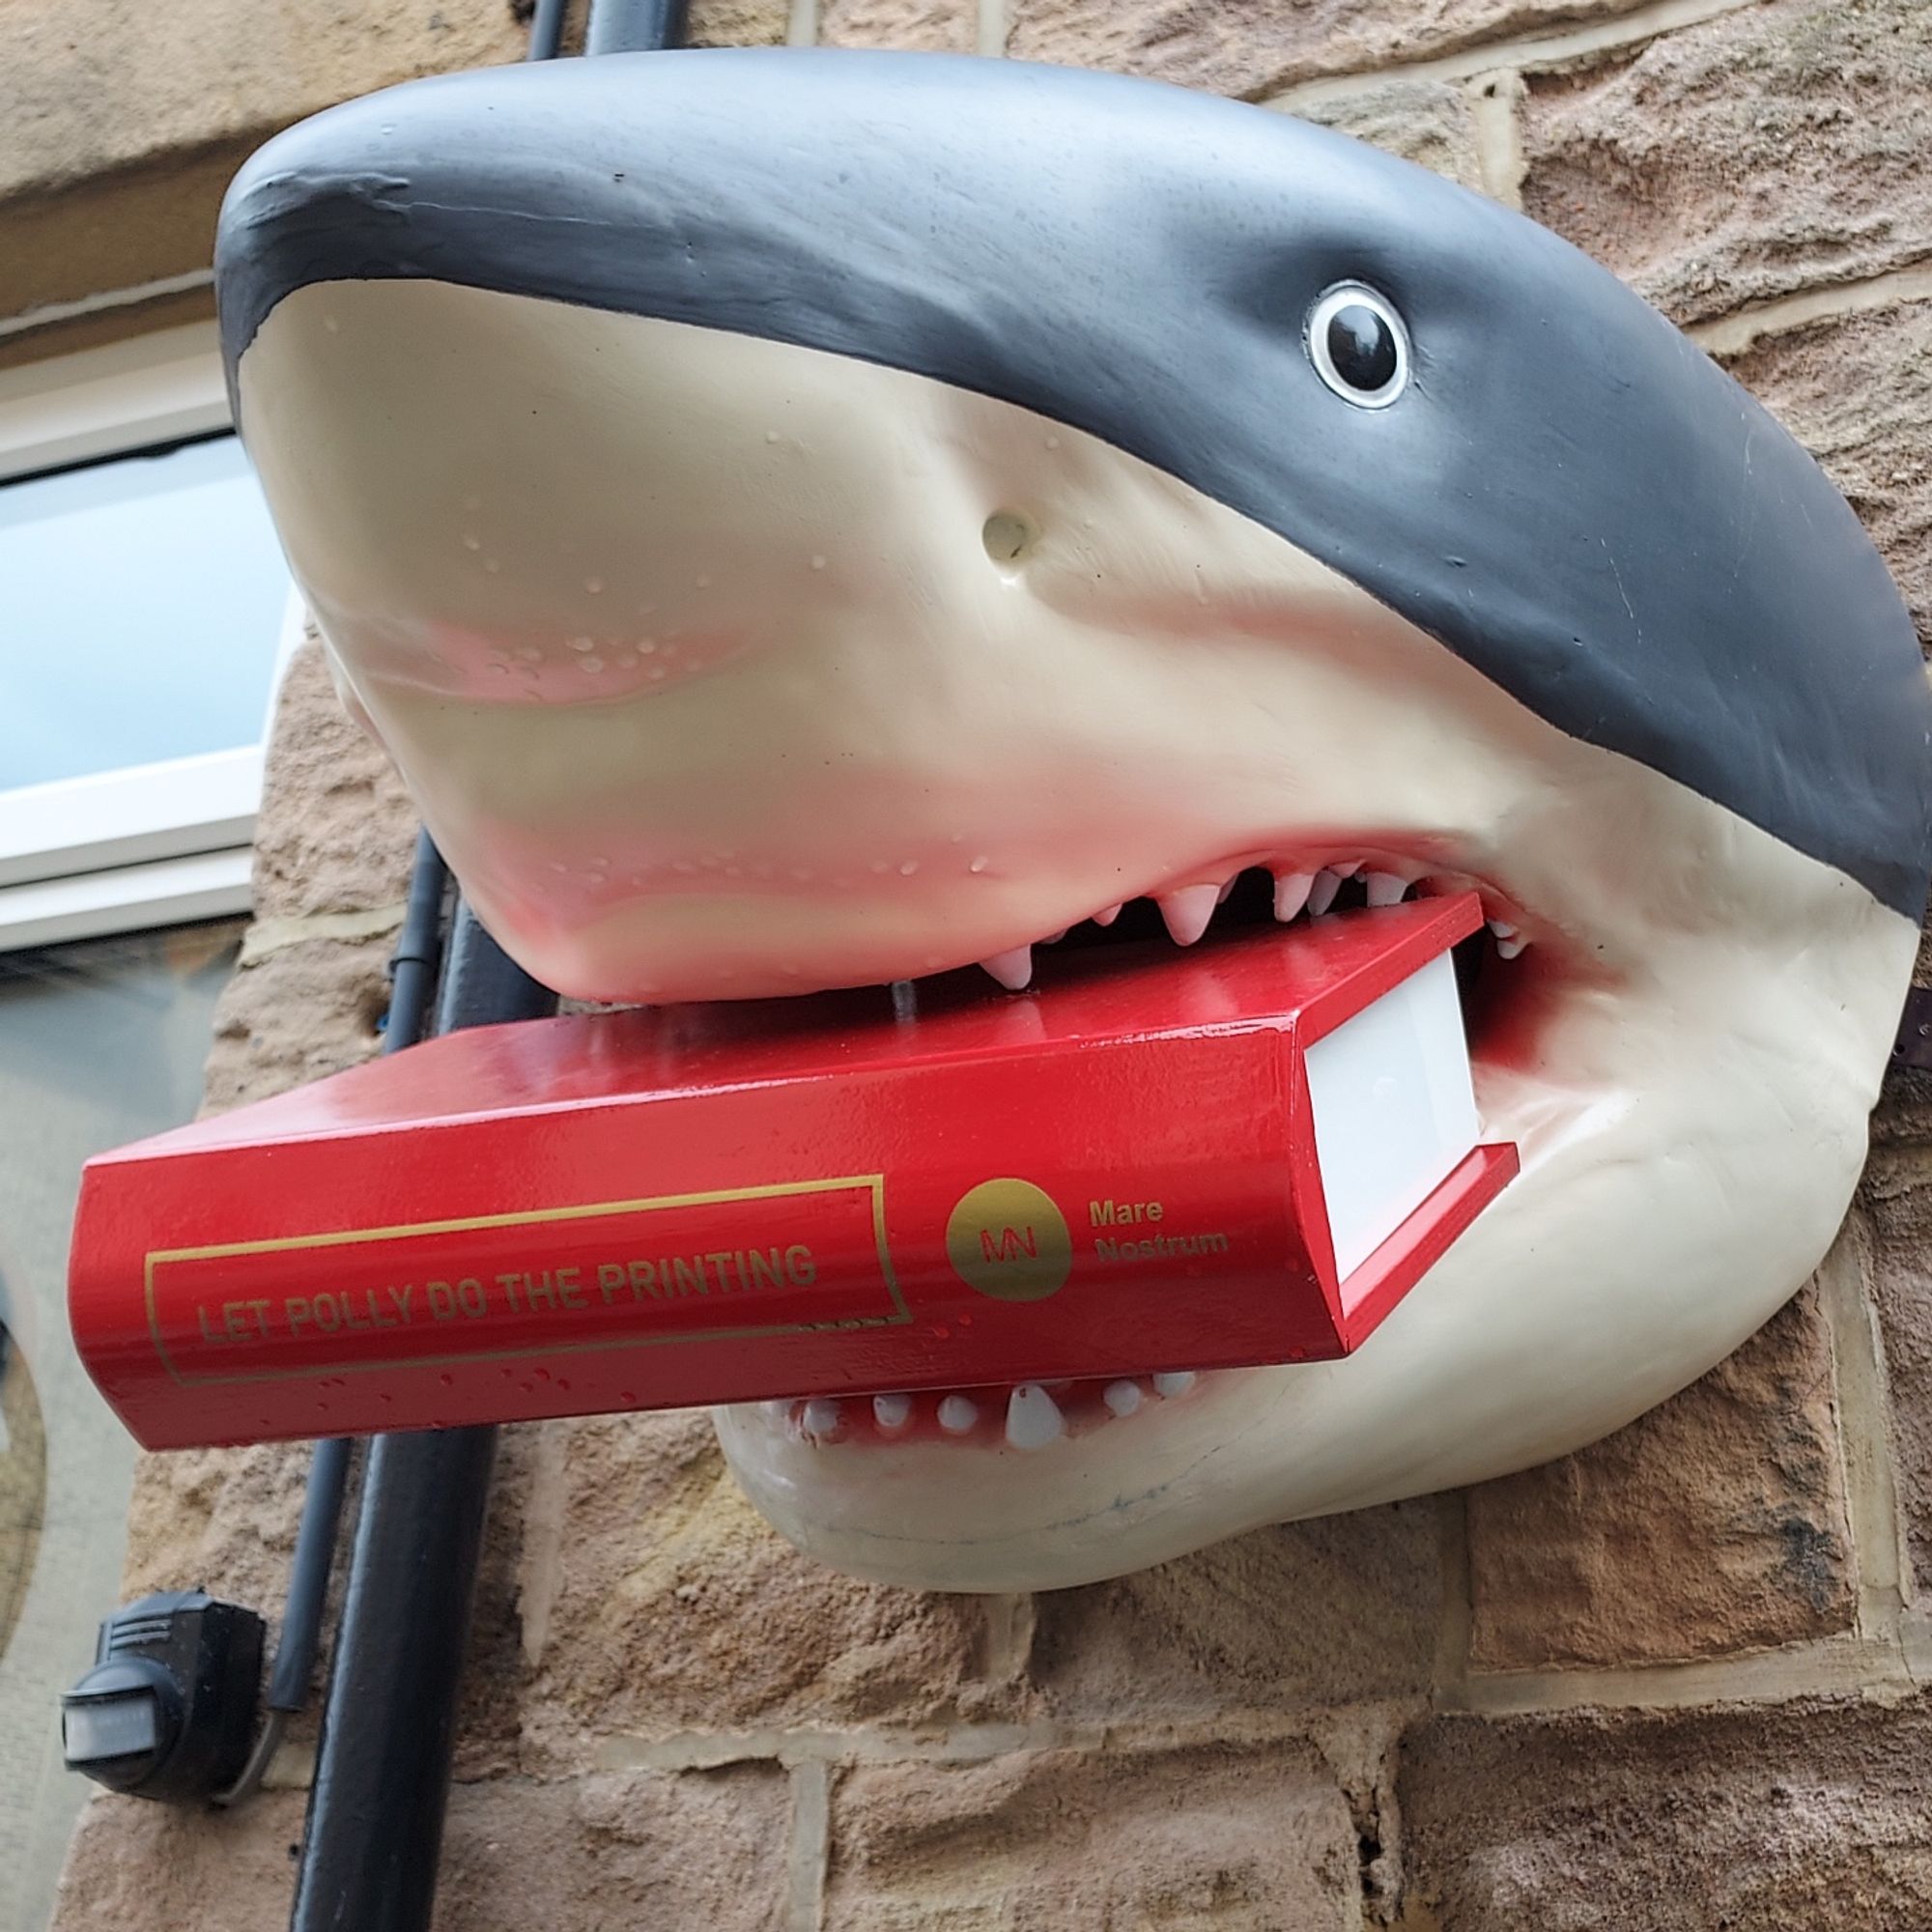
<box><xmin>592</xmin><ymin>1243</ymin><xmax>816</xmax><ymax>1302</ymax></box>
<box><xmin>1089</xmin><ymin>1197</ymin><xmax>1165</xmax><ymax>1226</ymax></box>
<box><xmin>195</xmin><ymin>1298</ymin><xmax>273</xmax><ymax>1344</ymax></box>
<box><xmin>145</xmin><ymin>1176</ymin><xmax>902</xmax><ymax>1387</ymax></box>
<box><xmin>1092</xmin><ymin>1230</ymin><xmax>1231</xmax><ymax>1262</ymax></box>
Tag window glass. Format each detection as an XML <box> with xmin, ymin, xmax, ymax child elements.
<box><xmin>0</xmin><ymin>921</ymin><xmax>242</xmax><ymax>1932</ymax></box>
<box><xmin>0</xmin><ymin>435</ymin><xmax>290</xmax><ymax>790</ymax></box>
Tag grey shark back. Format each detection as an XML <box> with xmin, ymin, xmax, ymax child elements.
<box><xmin>217</xmin><ymin>47</ymin><xmax>1932</xmax><ymax>917</ymax></box>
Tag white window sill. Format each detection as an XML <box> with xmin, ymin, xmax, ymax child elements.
<box><xmin>0</xmin><ymin>848</ymin><xmax>255</xmax><ymax>954</ymax></box>
<box><xmin>0</xmin><ymin>321</ymin><xmax>230</xmax><ymax>485</ymax></box>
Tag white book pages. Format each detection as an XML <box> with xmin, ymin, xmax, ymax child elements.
<box><xmin>1303</xmin><ymin>947</ymin><xmax>1480</xmax><ymax>1281</ymax></box>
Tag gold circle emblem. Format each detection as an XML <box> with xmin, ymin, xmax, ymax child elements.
<box><xmin>945</xmin><ymin>1179</ymin><xmax>1072</xmax><ymax>1302</ymax></box>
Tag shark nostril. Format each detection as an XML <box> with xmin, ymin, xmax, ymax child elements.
<box><xmin>981</xmin><ymin>510</ymin><xmax>1039</xmax><ymax>567</ymax></box>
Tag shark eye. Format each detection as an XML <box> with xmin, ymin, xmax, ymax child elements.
<box><xmin>1306</xmin><ymin>284</ymin><xmax>1409</xmax><ymax>410</ymax></box>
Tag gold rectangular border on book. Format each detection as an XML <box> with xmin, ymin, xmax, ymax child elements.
<box><xmin>145</xmin><ymin>1175</ymin><xmax>907</xmax><ymax>1387</ymax></box>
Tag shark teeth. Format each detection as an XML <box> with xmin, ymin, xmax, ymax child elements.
<box><xmin>780</xmin><ymin>1372</ymin><xmax>1202</xmax><ymax>1447</ymax></box>
<box><xmin>1005</xmin><ymin>1383</ymin><xmax>1065</xmax><ymax>1449</ymax></box>
<box><xmin>973</xmin><ymin>858</ymin><xmax>1530</xmax><ymax>992</ymax></box>
<box><xmin>1272</xmin><ymin>870</ymin><xmax>1314</xmax><ymax>921</ymax></box>
<box><xmin>1307</xmin><ymin>868</ymin><xmax>1345</xmax><ymax>916</ymax></box>
<box><xmin>979</xmin><ymin>945</ymin><xmax>1034</xmax><ymax>991</ymax></box>
<box><xmin>1157</xmin><ymin>881</ymin><xmax>1222</xmax><ymax>945</ymax></box>
<box><xmin>936</xmin><ymin>1393</ymin><xmax>980</xmax><ymax>1434</ymax></box>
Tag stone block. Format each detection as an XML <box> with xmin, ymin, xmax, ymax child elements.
<box><xmin>3</xmin><ymin>0</ymin><xmax>525</xmax><ymax>200</ymax></box>
<box><xmin>432</xmin><ymin>1763</ymin><xmax>791</xmax><ymax>1932</ymax></box>
<box><xmin>1464</xmin><ymin>1289</ymin><xmax>1855</xmax><ymax>1672</ymax></box>
<box><xmin>1005</xmin><ymin>0</ymin><xmax>1657</xmax><ymax>101</ymax></box>
<box><xmin>688</xmin><ymin>0</ymin><xmax>793</xmax><ymax>44</ymax></box>
<box><xmin>1859</xmin><ymin>1155</ymin><xmax>1932</xmax><ymax>1598</ymax></box>
<box><xmin>518</xmin><ymin>1408</ymin><xmax>1015</xmax><ymax>1765</ymax></box>
<box><xmin>1</xmin><ymin>139</ymin><xmax>254</xmax><ymax>329</ymax></box>
<box><xmin>821</xmin><ymin>0</ymin><xmax>975</xmax><ymax>51</ymax></box>
<box><xmin>1739</xmin><ymin>308</ymin><xmax>1932</xmax><ymax>1130</ymax></box>
<box><xmin>252</xmin><ymin>638</ymin><xmax>420</xmax><ymax>924</ymax></box>
<box><xmin>50</xmin><ymin>1789</ymin><xmax>305</xmax><ymax>1932</ymax></box>
<box><xmin>1730</xmin><ymin>297</ymin><xmax>1932</xmax><ymax>1151</ymax></box>
<box><xmin>826</xmin><ymin>1743</ymin><xmax>1362</xmax><ymax>1929</ymax></box>
<box><xmin>198</xmin><ymin>931</ymin><xmax>391</xmax><ymax>1119</ymax></box>
<box><xmin>1520</xmin><ymin>0</ymin><xmax>1932</xmax><ymax>326</ymax></box>
<box><xmin>453</xmin><ymin>1423</ymin><xmax>547</xmax><ymax>1779</ymax></box>
<box><xmin>1292</xmin><ymin>78</ymin><xmax>1486</xmax><ymax>191</ymax></box>
<box><xmin>1724</xmin><ymin>299</ymin><xmax>1932</xmax><ymax>652</ymax></box>
<box><xmin>1399</xmin><ymin>1693</ymin><xmax>1932</xmax><ymax>1929</ymax></box>
<box><xmin>1718</xmin><ymin>293</ymin><xmax>1932</xmax><ymax>1148</ymax></box>
<box><xmin>118</xmin><ymin>1439</ymin><xmax>315</xmax><ymax>1612</ymax></box>
<box><xmin>53</xmin><ymin>1756</ymin><xmax>793</xmax><ymax>1932</ymax></box>
<box><xmin>1030</xmin><ymin>1501</ymin><xmax>1443</xmax><ymax>1720</ymax></box>
<box><xmin>1</xmin><ymin>0</ymin><xmax>526</xmax><ymax>318</ymax></box>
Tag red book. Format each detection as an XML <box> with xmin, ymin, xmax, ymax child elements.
<box><xmin>69</xmin><ymin>895</ymin><xmax>1516</xmax><ymax>1450</ymax></box>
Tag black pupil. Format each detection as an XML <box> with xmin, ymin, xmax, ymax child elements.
<box><xmin>1326</xmin><ymin>304</ymin><xmax>1399</xmax><ymax>391</ymax></box>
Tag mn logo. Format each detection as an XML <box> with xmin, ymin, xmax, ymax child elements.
<box><xmin>946</xmin><ymin>1180</ymin><xmax>1072</xmax><ymax>1302</ymax></box>
<box><xmin>980</xmin><ymin>1224</ymin><xmax>1037</xmax><ymax>1264</ymax></box>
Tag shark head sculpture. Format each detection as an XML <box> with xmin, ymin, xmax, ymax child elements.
<box><xmin>216</xmin><ymin>49</ymin><xmax>1932</xmax><ymax>1591</ymax></box>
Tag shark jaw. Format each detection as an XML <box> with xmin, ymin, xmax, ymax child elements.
<box><xmin>238</xmin><ymin>279</ymin><xmax>1915</xmax><ymax>1591</ymax></box>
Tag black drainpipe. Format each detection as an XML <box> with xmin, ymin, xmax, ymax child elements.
<box><xmin>585</xmin><ymin>0</ymin><xmax>689</xmax><ymax>55</ymax></box>
<box><xmin>287</xmin><ymin>13</ymin><xmax>684</xmax><ymax>1926</ymax></box>
<box><xmin>287</xmin><ymin>906</ymin><xmax>554</xmax><ymax>1932</ymax></box>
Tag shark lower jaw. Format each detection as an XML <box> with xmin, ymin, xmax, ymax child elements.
<box><xmin>694</xmin><ymin>802</ymin><xmax>1906</xmax><ymax>1592</ymax></box>
<box><xmin>237</xmin><ymin>280</ymin><xmax>1915</xmax><ymax>1591</ymax></box>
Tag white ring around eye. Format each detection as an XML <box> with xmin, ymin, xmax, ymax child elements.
<box><xmin>1306</xmin><ymin>282</ymin><xmax>1410</xmax><ymax>410</ymax></box>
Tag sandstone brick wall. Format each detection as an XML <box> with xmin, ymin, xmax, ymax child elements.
<box><xmin>20</xmin><ymin>1</ymin><xmax>1932</xmax><ymax>1925</ymax></box>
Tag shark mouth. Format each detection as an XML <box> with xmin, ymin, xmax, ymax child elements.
<box><xmin>756</xmin><ymin>859</ymin><xmax>1524</xmax><ymax>1453</ymax></box>
<box><xmin>962</xmin><ymin>857</ymin><xmax>1524</xmax><ymax>993</ymax></box>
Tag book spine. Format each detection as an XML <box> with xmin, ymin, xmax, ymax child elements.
<box><xmin>75</xmin><ymin>1028</ymin><xmax>1335</xmax><ymax>1447</ymax></box>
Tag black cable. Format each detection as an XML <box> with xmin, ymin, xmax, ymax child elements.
<box><xmin>384</xmin><ymin>829</ymin><xmax>450</xmax><ymax>1051</ymax></box>
<box><xmin>263</xmin><ymin>1437</ymin><xmax>355</xmax><ymax>1713</ymax></box>
<box><xmin>216</xmin><ymin>834</ymin><xmax>450</xmax><ymax>1807</ymax></box>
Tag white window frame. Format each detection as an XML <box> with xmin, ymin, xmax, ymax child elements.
<box><xmin>0</xmin><ymin>322</ymin><xmax>300</xmax><ymax>952</ymax></box>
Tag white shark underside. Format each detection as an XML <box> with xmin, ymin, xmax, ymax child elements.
<box><xmin>238</xmin><ymin>280</ymin><xmax>1917</xmax><ymax>1589</ymax></box>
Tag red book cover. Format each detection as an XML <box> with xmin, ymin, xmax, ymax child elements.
<box><xmin>69</xmin><ymin>895</ymin><xmax>1515</xmax><ymax>1450</ymax></box>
